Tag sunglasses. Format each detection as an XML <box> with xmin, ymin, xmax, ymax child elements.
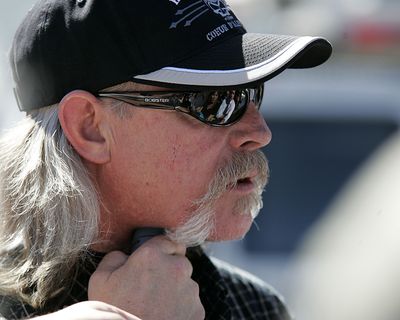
<box><xmin>97</xmin><ymin>85</ymin><xmax>264</xmax><ymax>126</ymax></box>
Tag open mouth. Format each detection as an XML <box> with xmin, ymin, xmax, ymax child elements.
<box><xmin>232</xmin><ymin>176</ymin><xmax>255</xmax><ymax>193</ymax></box>
<box><xmin>237</xmin><ymin>177</ymin><xmax>252</xmax><ymax>185</ymax></box>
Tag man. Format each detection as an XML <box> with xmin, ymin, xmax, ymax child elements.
<box><xmin>0</xmin><ymin>0</ymin><xmax>331</xmax><ymax>319</ymax></box>
<box><xmin>216</xmin><ymin>90</ymin><xmax>236</xmax><ymax>124</ymax></box>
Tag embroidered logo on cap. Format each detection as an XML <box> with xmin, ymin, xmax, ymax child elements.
<box><xmin>170</xmin><ymin>0</ymin><xmax>232</xmax><ymax>28</ymax></box>
<box><xmin>205</xmin><ymin>0</ymin><xmax>231</xmax><ymax>17</ymax></box>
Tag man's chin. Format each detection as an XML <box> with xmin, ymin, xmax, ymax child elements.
<box><xmin>207</xmin><ymin>212</ymin><xmax>254</xmax><ymax>242</ymax></box>
<box><xmin>233</xmin><ymin>193</ymin><xmax>263</xmax><ymax>219</ymax></box>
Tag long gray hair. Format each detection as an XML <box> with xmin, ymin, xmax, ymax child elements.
<box><xmin>0</xmin><ymin>105</ymin><xmax>100</xmax><ymax>308</ymax></box>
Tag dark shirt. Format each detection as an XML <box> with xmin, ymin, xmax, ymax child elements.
<box><xmin>0</xmin><ymin>247</ymin><xmax>291</xmax><ymax>319</ymax></box>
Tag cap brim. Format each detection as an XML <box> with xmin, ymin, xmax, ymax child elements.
<box><xmin>133</xmin><ymin>33</ymin><xmax>332</xmax><ymax>89</ymax></box>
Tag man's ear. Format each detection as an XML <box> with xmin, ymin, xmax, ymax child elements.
<box><xmin>58</xmin><ymin>90</ymin><xmax>111</xmax><ymax>164</ymax></box>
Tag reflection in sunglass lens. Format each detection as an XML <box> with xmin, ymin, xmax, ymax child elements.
<box><xmin>98</xmin><ymin>85</ymin><xmax>263</xmax><ymax>127</ymax></box>
<box><xmin>188</xmin><ymin>87</ymin><xmax>262</xmax><ymax>125</ymax></box>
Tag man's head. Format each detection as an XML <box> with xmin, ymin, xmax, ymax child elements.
<box><xmin>7</xmin><ymin>0</ymin><xmax>332</xmax><ymax>251</ymax></box>
<box><xmin>56</xmin><ymin>81</ymin><xmax>270</xmax><ymax>250</ymax></box>
<box><xmin>226</xmin><ymin>90</ymin><xmax>235</xmax><ymax>101</ymax></box>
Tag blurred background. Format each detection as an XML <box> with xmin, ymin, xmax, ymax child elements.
<box><xmin>1</xmin><ymin>1</ymin><xmax>400</xmax><ymax>319</ymax></box>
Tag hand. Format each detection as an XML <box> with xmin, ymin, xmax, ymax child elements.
<box><xmin>88</xmin><ymin>236</ymin><xmax>205</xmax><ymax>320</ymax></box>
<box><xmin>32</xmin><ymin>301</ymin><xmax>141</xmax><ymax>319</ymax></box>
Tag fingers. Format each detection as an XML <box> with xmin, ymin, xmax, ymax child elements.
<box><xmin>134</xmin><ymin>235</ymin><xmax>186</xmax><ymax>256</ymax></box>
<box><xmin>97</xmin><ymin>235</ymin><xmax>185</xmax><ymax>274</ymax></box>
<box><xmin>128</xmin><ymin>236</ymin><xmax>191</xmax><ymax>277</ymax></box>
<box><xmin>88</xmin><ymin>235</ymin><xmax>200</xmax><ymax>319</ymax></box>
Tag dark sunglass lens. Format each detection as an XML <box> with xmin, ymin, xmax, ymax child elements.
<box><xmin>189</xmin><ymin>91</ymin><xmax>221</xmax><ymax>123</ymax></box>
<box><xmin>211</xmin><ymin>90</ymin><xmax>234</xmax><ymax>124</ymax></box>
<box><xmin>254</xmin><ymin>85</ymin><xmax>264</xmax><ymax>108</ymax></box>
<box><xmin>181</xmin><ymin>93</ymin><xmax>193</xmax><ymax>108</ymax></box>
<box><xmin>209</xmin><ymin>89</ymin><xmax>247</xmax><ymax>125</ymax></box>
<box><xmin>225</xmin><ymin>89</ymin><xmax>248</xmax><ymax>123</ymax></box>
<box><xmin>188</xmin><ymin>87</ymin><xmax>262</xmax><ymax>125</ymax></box>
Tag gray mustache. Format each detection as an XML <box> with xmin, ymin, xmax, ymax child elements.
<box><xmin>200</xmin><ymin>150</ymin><xmax>269</xmax><ymax>202</ymax></box>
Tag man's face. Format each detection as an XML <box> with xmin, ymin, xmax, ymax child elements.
<box><xmin>98</xmin><ymin>83</ymin><xmax>271</xmax><ymax>248</ymax></box>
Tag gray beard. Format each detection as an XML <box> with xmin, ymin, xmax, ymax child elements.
<box><xmin>166</xmin><ymin>150</ymin><xmax>269</xmax><ymax>247</ymax></box>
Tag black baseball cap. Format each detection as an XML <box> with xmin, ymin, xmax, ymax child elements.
<box><xmin>10</xmin><ymin>0</ymin><xmax>332</xmax><ymax>111</ymax></box>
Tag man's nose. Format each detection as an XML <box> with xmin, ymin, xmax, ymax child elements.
<box><xmin>228</xmin><ymin>102</ymin><xmax>272</xmax><ymax>151</ymax></box>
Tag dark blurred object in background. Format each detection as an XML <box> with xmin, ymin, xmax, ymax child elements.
<box><xmin>246</xmin><ymin>119</ymin><xmax>397</xmax><ymax>254</ymax></box>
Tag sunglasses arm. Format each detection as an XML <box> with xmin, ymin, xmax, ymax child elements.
<box><xmin>97</xmin><ymin>93</ymin><xmax>177</xmax><ymax>110</ymax></box>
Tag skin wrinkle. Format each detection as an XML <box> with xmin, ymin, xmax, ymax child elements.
<box><xmin>170</xmin><ymin>135</ymin><xmax>180</xmax><ymax>170</ymax></box>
